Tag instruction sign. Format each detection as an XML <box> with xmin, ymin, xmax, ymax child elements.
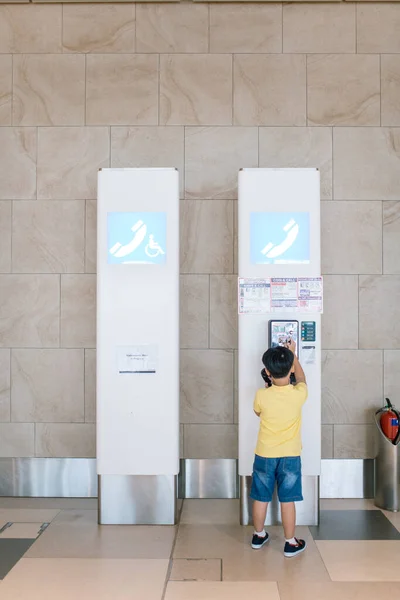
<box><xmin>238</xmin><ymin>279</ymin><xmax>271</xmax><ymax>315</ymax></box>
<box><xmin>238</xmin><ymin>277</ymin><xmax>323</xmax><ymax>315</ymax></box>
<box><xmin>117</xmin><ymin>345</ymin><xmax>158</xmax><ymax>374</ymax></box>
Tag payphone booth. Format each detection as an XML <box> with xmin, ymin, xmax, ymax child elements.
<box><xmin>97</xmin><ymin>168</ymin><xmax>179</xmax><ymax>525</ymax></box>
<box><xmin>238</xmin><ymin>168</ymin><xmax>322</xmax><ymax>526</ymax></box>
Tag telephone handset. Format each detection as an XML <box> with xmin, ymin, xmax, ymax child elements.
<box><xmin>109</xmin><ymin>220</ymin><xmax>147</xmax><ymax>259</ymax></box>
<box><xmin>261</xmin><ymin>219</ymin><xmax>299</xmax><ymax>259</ymax></box>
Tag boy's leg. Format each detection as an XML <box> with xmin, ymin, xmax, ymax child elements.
<box><xmin>276</xmin><ymin>457</ymin><xmax>306</xmax><ymax>557</ymax></box>
<box><xmin>281</xmin><ymin>501</ymin><xmax>295</xmax><ymax>539</ymax></box>
<box><xmin>253</xmin><ymin>500</ymin><xmax>268</xmax><ymax>533</ymax></box>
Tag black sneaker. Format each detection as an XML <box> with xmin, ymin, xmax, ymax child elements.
<box><xmin>251</xmin><ymin>532</ymin><xmax>270</xmax><ymax>550</ymax></box>
<box><xmin>284</xmin><ymin>538</ymin><xmax>306</xmax><ymax>558</ymax></box>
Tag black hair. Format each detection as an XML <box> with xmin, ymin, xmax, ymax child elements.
<box><xmin>262</xmin><ymin>347</ymin><xmax>294</xmax><ymax>380</ymax></box>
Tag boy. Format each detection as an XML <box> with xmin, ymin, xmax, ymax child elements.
<box><xmin>250</xmin><ymin>339</ymin><xmax>307</xmax><ymax>558</ymax></box>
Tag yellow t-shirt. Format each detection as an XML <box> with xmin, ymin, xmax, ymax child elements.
<box><xmin>253</xmin><ymin>383</ymin><xmax>308</xmax><ymax>458</ymax></box>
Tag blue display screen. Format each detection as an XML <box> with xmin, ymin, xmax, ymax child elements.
<box><xmin>108</xmin><ymin>212</ymin><xmax>167</xmax><ymax>265</ymax></box>
<box><xmin>250</xmin><ymin>212</ymin><xmax>310</xmax><ymax>265</ymax></box>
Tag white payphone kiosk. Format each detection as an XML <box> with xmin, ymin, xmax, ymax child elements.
<box><xmin>97</xmin><ymin>168</ymin><xmax>179</xmax><ymax>525</ymax></box>
<box><xmin>238</xmin><ymin>168</ymin><xmax>322</xmax><ymax>526</ymax></box>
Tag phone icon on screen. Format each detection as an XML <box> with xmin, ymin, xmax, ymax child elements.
<box><xmin>261</xmin><ymin>218</ymin><xmax>299</xmax><ymax>259</ymax></box>
<box><xmin>109</xmin><ymin>220</ymin><xmax>147</xmax><ymax>259</ymax></box>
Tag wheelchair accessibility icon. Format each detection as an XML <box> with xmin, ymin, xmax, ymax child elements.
<box><xmin>108</xmin><ymin>212</ymin><xmax>167</xmax><ymax>265</ymax></box>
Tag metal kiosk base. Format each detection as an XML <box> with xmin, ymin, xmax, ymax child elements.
<box><xmin>98</xmin><ymin>475</ymin><xmax>177</xmax><ymax>525</ymax></box>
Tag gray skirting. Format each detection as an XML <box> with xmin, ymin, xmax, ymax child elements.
<box><xmin>0</xmin><ymin>458</ymin><xmax>375</xmax><ymax>500</ymax></box>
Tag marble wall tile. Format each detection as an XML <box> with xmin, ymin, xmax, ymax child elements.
<box><xmin>84</xmin><ymin>349</ymin><xmax>96</xmax><ymax>424</ymax></box>
<box><xmin>357</xmin><ymin>4</ymin><xmax>400</xmax><ymax>53</ymax></box>
<box><xmin>111</xmin><ymin>127</ymin><xmax>184</xmax><ymax>195</ymax></box>
<box><xmin>0</xmin><ymin>423</ymin><xmax>34</xmax><ymax>458</ymax></box>
<box><xmin>160</xmin><ymin>54</ymin><xmax>232</xmax><ymax>126</ymax></box>
<box><xmin>0</xmin><ymin>128</ymin><xmax>36</xmax><ymax>200</ymax></box>
<box><xmin>383</xmin><ymin>202</ymin><xmax>400</xmax><ymax>275</ymax></box>
<box><xmin>259</xmin><ymin>127</ymin><xmax>332</xmax><ymax>199</ymax></box>
<box><xmin>185</xmin><ymin>127</ymin><xmax>258</xmax><ymax>200</ymax></box>
<box><xmin>210</xmin><ymin>275</ymin><xmax>237</xmax><ymax>350</ymax></box>
<box><xmin>283</xmin><ymin>4</ymin><xmax>356</xmax><ymax>54</ymax></box>
<box><xmin>234</xmin><ymin>54</ymin><xmax>306</xmax><ymax>126</ymax></box>
<box><xmin>384</xmin><ymin>350</ymin><xmax>400</xmax><ymax>401</ymax></box>
<box><xmin>333</xmin><ymin>128</ymin><xmax>400</xmax><ymax>201</ymax></box>
<box><xmin>180</xmin><ymin>349</ymin><xmax>234</xmax><ymax>424</ymax></box>
<box><xmin>180</xmin><ymin>200</ymin><xmax>233</xmax><ymax>274</ymax></box>
<box><xmin>322</xmin><ymin>350</ymin><xmax>383</xmax><ymax>424</ymax></box>
<box><xmin>136</xmin><ymin>4</ymin><xmax>208</xmax><ymax>53</ymax></box>
<box><xmin>381</xmin><ymin>55</ymin><xmax>400</xmax><ymax>127</ymax></box>
<box><xmin>321</xmin><ymin>201</ymin><xmax>382</xmax><ymax>274</ymax></box>
<box><xmin>0</xmin><ymin>54</ymin><xmax>11</xmax><ymax>125</ymax></box>
<box><xmin>11</xmin><ymin>349</ymin><xmax>84</xmax><ymax>423</ymax></box>
<box><xmin>321</xmin><ymin>425</ymin><xmax>333</xmax><ymax>459</ymax></box>
<box><xmin>183</xmin><ymin>424</ymin><xmax>238</xmax><ymax>459</ymax></box>
<box><xmin>0</xmin><ymin>275</ymin><xmax>59</xmax><ymax>348</ymax></box>
<box><xmin>359</xmin><ymin>276</ymin><xmax>400</xmax><ymax>350</ymax></box>
<box><xmin>322</xmin><ymin>276</ymin><xmax>359</xmax><ymax>350</ymax></box>
<box><xmin>37</xmin><ymin>127</ymin><xmax>109</xmax><ymax>200</ymax></box>
<box><xmin>86</xmin><ymin>54</ymin><xmax>158</xmax><ymax>126</ymax></box>
<box><xmin>0</xmin><ymin>349</ymin><xmax>10</xmax><ymax>422</ymax></box>
<box><xmin>62</xmin><ymin>4</ymin><xmax>135</xmax><ymax>53</ymax></box>
<box><xmin>13</xmin><ymin>54</ymin><xmax>85</xmax><ymax>126</ymax></box>
<box><xmin>35</xmin><ymin>423</ymin><xmax>95</xmax><ymax>458</ymax></box>
<box><xmin>334</xmin><ymin>424</ymin><xmax>376</xmax><ymax>459</ymax></box>
<box><xmin>0</xmin><ymin>5</ymin><xmax>62</xmax><ymax>53</ymax></box>
<box><xmin>85</xmin><ymin>200</ymin><xmax>97</xmax><ymax>274</ymax></box>
<box><xmin>210</xmin><ymin>5</ymin><xmax>282</xmax><ymax>53</ymax></box>
<box><xmin>180</xmin><ymin>275</ymin><xmax>209</xmax><ymax>349</ymax></box>
<box><xmin>307</xmin><ymin>55</ymin><xmax>380</xmax><ymax>126</ymax></box>
<box><xmin>12</xmin><ymin>201</ymin><xmax>85</xmax><ymax>273</ymax></box>
<box><xmin>0</xmin><ymin>201</ymin><xmax>11</xmax><ymax>273</ymax></box>
<box><xmin>61</xmin><ymin>275</ymin><xmax>96</xmax><ymax>349</ymax></box>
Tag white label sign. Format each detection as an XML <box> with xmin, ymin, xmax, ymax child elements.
<box><xmin>117</xmin><ymin>345</ymin><xmax>158</xmax><ymax>374</ymax></box>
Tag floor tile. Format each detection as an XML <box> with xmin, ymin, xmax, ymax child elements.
<box><xmin>320</xmin><ymin>499</ymin><xmax>376</xmax><ymax>511</ymax></box>
<box><xmin>316</xmin><ymin>540</ymin><xmax>400</xmax><ymax>581</ymax></box>
<box><xmin>278</xmin><ymin>581</ymin><xmax>400</xmax><ymax>600</ymax></box>
<box><xmin>0</xmin><ymin>558</ymin><xmax>168</xmax><ymax>599</ymax></box>
<box><xmin>26</xmin><ymin>509</ymin><xmax>176</xmax><ymax>559</ymax></box>
<box><xmin>165</xmin><ymin>581</ymin><xmax>280</xmax><ymax>600</ymax></box>
<box><xmin>180</xmin><ymin>500</ymin><xmax>239</xmax><ymax>525</ymax></box>
<box><xmin>174</xmin><ymin>525</ymin><xmax>330</xmax><ymax>582</ymax></box>
<box><xmin>310</xmin><ymin>510</ymin><xmax>400</xmax><ymax>540</ymax></box>
<box><xmin>0</xmin><ymin>523</ymin><xmax>43</xmax><ymax>539</ymax></box>
<box><xmin>0</xmin><ymin>539</ymin><xmax>35</xmax><ymax>579</ymax></box>
<box><xmin>0</xmin><ymin>497</ymin><xmax>96</xmax><ymax>510</ymax></box>
<box><xmin>170</xmin><ymin>559</ymin><xmax>222</xmax><ymax>581</ymax></box>
<box><xmin>0</xmin><ymin>508</ymin><xmax>60</xmax><ymax>523</ymax></box>
<box><xmin>382</xmin><ymin>510</ymin><xmax>400</xmax><ymax>532</ymax></box>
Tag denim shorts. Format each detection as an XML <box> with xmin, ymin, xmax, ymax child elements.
<box><xmin>250</xmin><ymin>455</ymin><xmax>303</xmax><ymax>503</ymax></box>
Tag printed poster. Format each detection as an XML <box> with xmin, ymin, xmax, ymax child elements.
<box><xmin>238</xmin><ymin>278</ymin><xmax>271</xmax><ymax>314</ymax></box>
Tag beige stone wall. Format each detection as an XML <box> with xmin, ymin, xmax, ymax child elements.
<box><xmin>0</xmin><ymin>3</ymin><xmax>399</xmax><ymax>460</ymax></box>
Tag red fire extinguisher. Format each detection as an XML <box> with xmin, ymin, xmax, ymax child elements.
<box><xmin>379</xmin><ymin>398</ymin><xmax>400</xmax><ymax>444</ymax></box>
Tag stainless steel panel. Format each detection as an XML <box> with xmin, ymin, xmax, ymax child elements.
<box><xmin>0</xmin><ymin>458</ymin><xmax>97</xmax><ymax>498</ymax></box>
<box><xmin>99</xmin><ymin>474</ymin><xmax>177</xmax><ymax>525</ymax></box>
<box><xmin>374</xmin><ymin>418</ymin><xmax>400</xmax><ymax>512</ymax></box>
<box><xmin>320</xmin><ymin>459</ymin><xmax>375</xmax><ymax>499</ymax></box>
<box><xmin>240</xmin><ymin>475</ymin><xmax>319</xmax><ymax>526</ymax></box>
<box><xmin>179</xmin><ymin>459</ymin><xmax>238</xmax><ymax>499</ymax></box>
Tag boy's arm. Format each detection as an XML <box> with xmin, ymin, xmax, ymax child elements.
<box><xmin>292</xmin><ymin>354</ymin><xmax>306</xmax><ymax>385</ymax></box>
<box><xmin>253</xmin><ymin>391</ymin><xmax>261</xmax><ymax>417</ymax></box>
<box><xmin>286</xmin><ymin>339</ymin><xmax>306</xmax><ymax>385</ymax></box>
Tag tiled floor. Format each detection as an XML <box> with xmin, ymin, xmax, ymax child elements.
<box><xmin>0</xmin><ymin>497</ymin><xmax>399</xmax><ymax>598</ymax></box>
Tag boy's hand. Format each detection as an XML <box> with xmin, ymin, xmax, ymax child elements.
<box><xmin>286</xmin><ymin>338</ymin><xmax>296</xmax><ymax>354</ymax></box>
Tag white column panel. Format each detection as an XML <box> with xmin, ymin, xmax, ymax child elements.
<box><xmin>97</xmin><ymin>168</ymin><xmax>179</xmax><ymax>477</ymax></box>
